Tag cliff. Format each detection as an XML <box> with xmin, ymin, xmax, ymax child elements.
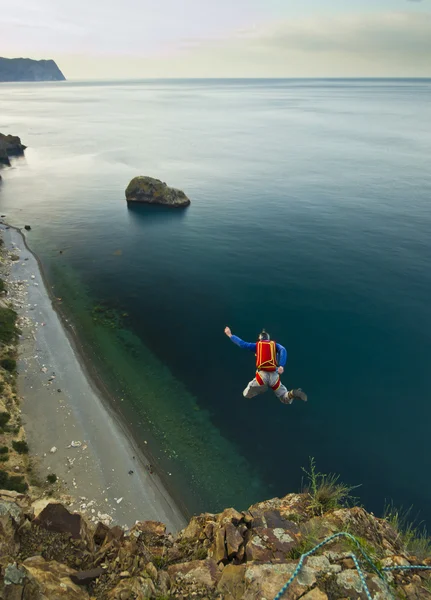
<box><xmin>1</xmin><ymin>489</ymin><xmax>431</xmax><ymax>599</ymax></box>
<box><xmin>0</xmin><ymin>58</ymin><xmax>65</xmax><ymax>82</ymax></box>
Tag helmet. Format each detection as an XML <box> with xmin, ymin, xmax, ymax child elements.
<box><xmin>258</xmin><ymin>329</ymin><xmax>270</xmax><ymax>341</ymax></box>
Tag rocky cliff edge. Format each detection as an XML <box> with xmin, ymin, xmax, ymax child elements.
<box><xmin>1</xmin><ymin>488</ymin><xmax>431</xmax><ymax>600</ymax></box>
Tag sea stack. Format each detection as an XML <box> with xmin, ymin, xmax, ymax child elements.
<box><xmin>0</xmin><ymin>133</ymin><xmax>27</xmax><ymax>166</ymax></box>
<box><xmin>125</xmin><ymin>176</ymin><xmax>191</xmax><ymax>208</ymax></box>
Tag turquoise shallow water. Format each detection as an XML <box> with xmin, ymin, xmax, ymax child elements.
<box><xmin>1</xmin><ymin>79</ymin><xmax>431</xmax><ymax>520</ymax></box>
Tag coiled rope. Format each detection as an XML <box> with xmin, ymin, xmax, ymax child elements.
<box><xmin>273</xmin><ymin>531</ymin><xmax>431</xmax><ymax>600</ymax></box>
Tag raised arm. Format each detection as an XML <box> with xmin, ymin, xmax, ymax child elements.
<box><xmin>224</xmin><ymin>326</ymin><xmax>256</xmax><ymax>351</ymax></box>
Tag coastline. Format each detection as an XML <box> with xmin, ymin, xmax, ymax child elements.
<box><xmin>14</xmin><ymin>222</ymin><xmax>193</xmax><ymax>521</ymax></box>
<box><xmin>1</xmin><ymin>223</ymin><xmax>187</xmax><ymax>532</ymax></box>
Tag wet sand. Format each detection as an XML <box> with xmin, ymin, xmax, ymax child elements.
<box><xmin>2</xmin><ymin>225</ymin><xmax>186</xmax><ymax>532</ymax></box>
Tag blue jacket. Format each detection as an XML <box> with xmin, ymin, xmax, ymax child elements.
<box><xmin>230</xmin><ymin>335</ymin><xmax>287</xmax><ymax>367</ymax></box>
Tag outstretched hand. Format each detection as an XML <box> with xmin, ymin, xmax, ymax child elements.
<box><xmin>224</xmin><ymin>326</ymin><xmax>232</xmax><ymax>338</ymax></box>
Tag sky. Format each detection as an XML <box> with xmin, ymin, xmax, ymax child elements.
<box><xmin>1</xmin><ymin>0</ymin><xmax>431</xmax><ymax>78</ymax></box>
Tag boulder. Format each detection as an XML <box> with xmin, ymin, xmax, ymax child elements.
<box><xmin>131</xmin><ymin>520</ymin><xmax>166</xmax><ymax>537</ymax></box>
<box><xmin>243</xmin><ymin>562</ymin><xmax>316</xmax><ymax>600</ymax></box>
<box><xmin>181</xmin><ymin>513</ymin><xmax>216</xmax><ymax>540</ymax></box>
<box><xmin>33</xmin><ymin>503</ymin><xmax>94</xmax><ymax>550</ymax></box>
<box><xmin>0</xmin><ymin>134</ymin><xmax>26</xmax><ymax>166</ymax></box>
<box><xmin>0</xmin><ymin>499</ymin><xmax>26</xmax><ymax>560</ymax></box>
<box><xmin>70</xmin><ymin>567</ymin><xmax>105</xmax><ymax>585</ymax></box>
<box><xmin>245</xmin><ymin>525</ymin><xmax>300</xmax><ymax>562</ymax></box>
<box><xmin>168</xmin><ymin>558</ymin><xmax>221</xmax><ymax>588</ymax></box>
<box><xmin>217</xmin><ymin>564</ymin><xmax>246</xmax><ymax>600</ymax></box>
<box><xmin>107</xmin><ymin>577</ymin><xmax>155</xmax><ymax>600</ymax></box>
<box><xmin>210</xmin><ymin>525</ymin><xmax>228</xmax><ymax>563</ymax></box>
<box><xmin>125</xmin><ymin>176</ymin><xmax>191</xmax><ymax>207</ymax></box>
<box><xmin>19</xmin><ymin>556</ymin><xmax>89</xmax><ymax>599</ymax></box>
<box><xmin>225</xmin><ymin>522</ymin><xmax>244</xmax><ymax>558</ymax></box>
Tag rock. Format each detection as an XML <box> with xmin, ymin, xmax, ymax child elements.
<box><xmin>181</xmin><ymin>513</ymin><xmax>216</xmax><ymax>540</ymax></box>
<box><xmin>145</xmin><ymin>562</ymin><xmax>158</xmax><ymax>581</ymax></box>
<box><xmin>301</xmin><ymin>589</ymin><xmax>329</xmax><ymax>600</ymax></box>
<box><xmin>105</xmin><ymin>525</ymin><xmax>125</xmax><ymax>544</ymax></box>
<box><xmin>31</xmin><ymin>498</ymin><xmax>59</xmax><ymax>518</ymax></box>
<box><xmin>336</xmin><ymin>569</ymin><xmax>363</xmax><ymax>594</ymax></box>
<box><xmin>3</xmin><ymin>584</ymin><xmax>25</xmax><ymax>600</ymax></box>
<box><xmin>21</xmin><ymin>556</ymin><xmax>90</xmax><ymax>599</ymax></box>
<box><xmin>131</xmin><ymin>520</ymin><xmax>166</xmax><ymax>537</ymax></box>
<box><xmin>0</xmin><ymin>500</ymin><xmax>25</xmax><ymax>558</ymax></box>
<box><xmin>0</xmin><ymin>133</ymin><xmax>26</xmax><ymax>167</ymax></box>
<box><xmin>243</xmin><ymin>562</ymin><xmax>316</xmax><ymax>600</ymax></box>
<box><xmin>34</xmin><ymin>503</ymin><xmax>94</xmax><ymax>549</ymax></box>
<box><xmin>94</xmin><ymin>521</ymin><xmax>110</xmax><ymax>545</ymax></box>
<box><xmin>225</xmin><ymin>522</ymin><xmax>244</xmax><ymax>558</ymax></box>
<box><xmin>245</xmin><ymin>526</ymin><xmax>299</xmax><ymax>562</ymax></box>
<box><xmin>0</xmin><ymin>133</ymin><xmax>26</xmax><ymax>155</ymax></box>
<box><xmin>24</xmin><ymin>225</ymin><xmax>31</xmax><ymax>231</ymax></box>
<box><xmin>210</xmin><ymin>525</ymin><xmax>227</xmax><ymax>563</ymax></box>
<box><xmin>168</xmin><ymin>559</ymin><xmax>221</xmax><ymax>589</ymax></box>
<box><xmin>108</xmin><ymin>577</ymin><xmax>155</xmax><ymax>600</ymax></box>
<box><xmin>70</xmin><ymin>567</ymin><xmax>105</xmax><ymax>585</ymax></box>
<box><xmin>125</xmin><ymin>176</ymin><xmax>191</xmax><ymax>207</ymax></box>
<box><xmin>217</xmin><ymin>564</ymin><xmax>246</xmax><ymax>599</ymax></box>
<box><xmin>0</xmin><ymin>147</ymin><xmax>10</xmax><ymax>166</ymax></box>
<box><xmin>4</xmin><ymin>563</ymin><xmax>26</xmax><ymax>585</ymax></box>
<box><xmin>218</xmin><ymin>507</ymin><xmax>244</xmax><ymax>526</ymax></box>
<box><xmin>157</xmin><ymin>570</ymin><xmax>171</xmax><ymax>595</ymax></box>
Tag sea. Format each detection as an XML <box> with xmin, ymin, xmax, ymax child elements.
<box><xmin>1</xmin><ymin>78</ymin><xmax>430</xmax><ymax>523</ymax></box>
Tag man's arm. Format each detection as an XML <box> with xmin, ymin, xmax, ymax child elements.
<box><xmin>224</xmin><ymin>326</ymin><xmax>256</xmax><ymax>351</ymax></box>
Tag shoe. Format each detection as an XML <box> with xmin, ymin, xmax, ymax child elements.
<box><xmin>291</xmin><ymin>388</ymin><xmax>307</xmax><ymax>402</ymax></box>
<box><xmin>281</xmin><ymin>393</ymin><xmax>293</xmax><ymax>405</ymax></box>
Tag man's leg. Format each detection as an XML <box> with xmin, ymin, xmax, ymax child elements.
<box><xmin>269</xmin><ymin>372</ymin><xmax>308</xmax><ymax>404</ymax></box>
<box><xmin>243</xmin><ymin>376</ymin><xmax>268</xmax><ymax>399</ymax></box>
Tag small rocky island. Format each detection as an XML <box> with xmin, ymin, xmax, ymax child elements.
<box><xmin>125</xmin><ymin>176</ymin><xmax>191</xmax><ymax>208</ymax></box>
<box><xmin>0</xmin><ymin>133</ymin><xmax>26</xmax><ymax>167</ymax></box>
<box><xmin>0</xmin><ymin>57</ymin><xmax>65</xmax><ymax>82</ymax></box>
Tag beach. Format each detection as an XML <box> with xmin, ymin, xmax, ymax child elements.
<box><xmin>1</xmin><ymin>223</ymin><xmax>186</xmax><ymax>532</ymax></box>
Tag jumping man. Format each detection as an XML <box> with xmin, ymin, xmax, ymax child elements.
<box><xmin>224</xmin><ymin>327</ymin><xmax>307</xmax><ymax>405</ymax></box>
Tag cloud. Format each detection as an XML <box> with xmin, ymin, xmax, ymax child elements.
<box><xmin>4</xmin><ymin>9</ymin><xmax>430</xmax><ymax>78</ymax></box>
<box><xmin>167</xmin><ymin>11</ymin><xmax>431</xmax><ymax>78</ymax></box>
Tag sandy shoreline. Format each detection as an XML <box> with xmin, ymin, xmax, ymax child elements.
<box><xmin>1</xmin><ymin>224</ymin><xmax>186</xmax><ymax>532</ymax></box>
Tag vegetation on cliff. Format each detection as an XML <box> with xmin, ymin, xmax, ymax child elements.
<box><xmin>1</xmin><ymin>461</ymin><xmax>431</xmax><ymax>599</ymax></box>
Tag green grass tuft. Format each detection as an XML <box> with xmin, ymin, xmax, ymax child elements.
<box><xmin>302</xmin><ymin>457</ymin><xmax>360</xmax><ymax>516</ymax></box>
<box><xmin>384</xmin><ymin>504</ymin><xmax>431</xmax><ymax>561</ymax></box>
<box><xmin>0</xmin><ymin>358</ymin><xmax>17</xmax><ymax>372</ymax></box>
<box><xmin>0</xmin><ymin>307</ymin><xmax>18</xmax><ymax>344</ymax></box>
<box><xmin>0</xmin><ymin>469</ymin><xmax>28</xmax><ymax>493</ymax></box>
<box><xmin>0</xmin><ymin>412</ymin><xmax>11</xmax><ymax>429</ymax></box>
<box><xmin>46</xmin><ymin>473</ymin><xmax>58</xmax><ymax>484</ymax></box>
<box><xmin>12</xmin><ymin>440</ymin><xmax>29</xmax><ymax>454</ymax></box>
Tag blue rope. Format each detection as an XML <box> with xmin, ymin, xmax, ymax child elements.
<box><xmin>273</xmin><ymin>531</ymin><xmax>431</xmax><ymax>600</ymax></box>
<box><xmin>383</xmin><ymin>565</ymin><xmax>431</xmax><ymax>572</ymax></box>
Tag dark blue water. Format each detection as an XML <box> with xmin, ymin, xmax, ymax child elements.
<box><xmin>1</xmin><ymin>79</ymin><xmax>431</xmax><ymax>521</ymax></box>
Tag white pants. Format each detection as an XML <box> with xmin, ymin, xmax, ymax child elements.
<box><xmin>243</xmin><ymin>370</ymin><xmax>289</xmax><ymax>401</ymax></box>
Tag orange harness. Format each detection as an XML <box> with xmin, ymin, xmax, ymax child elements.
<box><xmin>256</xmin><ymin>340</ymin><xmax>278</xmax><ymax>372</ymax></box>
<box><xmin>255</xmin><ymin>371</ymin><xmax>281</xmax><ymax>391</ymax></box>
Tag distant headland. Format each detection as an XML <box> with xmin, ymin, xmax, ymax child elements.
<box><xmin>0</xmin><ymin>57</ymin><xmax>66</xmax><ymax>82</ymax></box>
